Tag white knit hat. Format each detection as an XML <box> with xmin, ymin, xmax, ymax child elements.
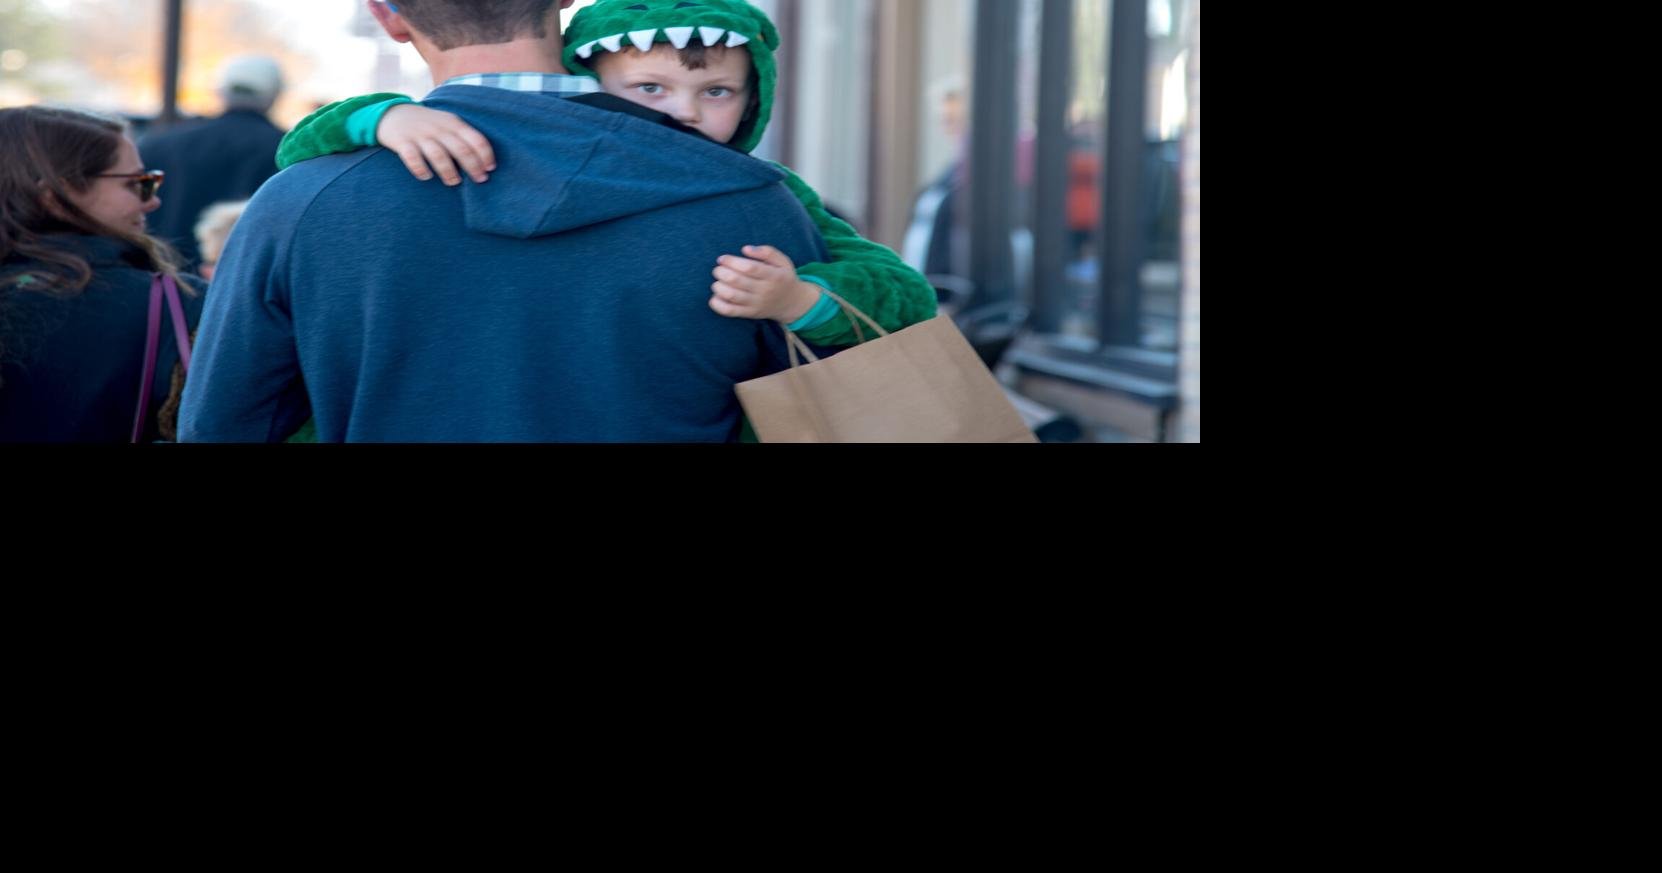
<box><xmin>218</xmin><ymin>55</ymin><xmax>285</xmax><ymax>108</ymax></box>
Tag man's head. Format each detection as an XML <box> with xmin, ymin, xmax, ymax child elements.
<box><xmin>929</xmin><ymin>75</ymin><xmax>966</xmax><ymax>141</ymax></box>
<box><xmin>218</xmin><ymin>55</ymin><xmax>284</xmax><ymax>114</ymax></box>
<box><xmin>370</xmin><ymin>0</ymin><xmax>558</xmax><ymax>49</ymax></box>
<box><xmin>561</xmin><ymin>0</ymin><xmax>780</xmax><ymax>153</ymax></box>
<box><xmin>367</xmin><ymin>0</ymin><xmax>580</xmax><ymax>84</ymax></box>
<box><xmin>370</xmin><ymin>0</ymin><xmax>561</xmax><ymax>51</ymax></box>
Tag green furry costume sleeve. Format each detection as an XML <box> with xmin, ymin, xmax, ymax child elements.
<box><xmin>778</xmin><ymin>166</ymin><xmax>939</xmax><ymax>347</ymax></box>
<box><xmin>275</xmin><ymin>93</ymin><xmax>410</xmax><ymax>171</ymax></box>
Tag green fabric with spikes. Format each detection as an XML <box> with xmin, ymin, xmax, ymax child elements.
<box><xmin>562</xmin><ymin>0</ymin><xmax>779</xmax><ymax>154</ymax></box>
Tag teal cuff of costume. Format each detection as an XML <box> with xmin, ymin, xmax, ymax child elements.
<box><xmin>346</xmin><ymin>97</ymin><xmax>414</xmax><ymax>147</ymax></box>
<box><xmin>788</xmin><ymin>276</ymin><xmax>839</xmax><ymax>332</ymax></box>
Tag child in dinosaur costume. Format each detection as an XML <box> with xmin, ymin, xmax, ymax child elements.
<box><xmin>277</xmin><ymin>0</ymin><xmax>936</xmax><ymax>348</ymax></box>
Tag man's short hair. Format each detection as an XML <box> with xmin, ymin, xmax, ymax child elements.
<box><xmin>396</xmin><ymin>0</ymin><xmax>557</xmax><ymax>51</ymax></box>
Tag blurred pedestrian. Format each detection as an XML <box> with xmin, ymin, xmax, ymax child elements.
<box><xmin>192</xmin><ymin>200</ymin><xmax>251</xmax><ymax>282</ymax></box>
<box><xmin>1</xmin><ymin>107</ymin><xmax>203</xmax><ymax>442</ymax></box>
<box><xmin>140</xmin><ymin>55</ymin><xmax>287</xmax><ymax>270</ymax></box>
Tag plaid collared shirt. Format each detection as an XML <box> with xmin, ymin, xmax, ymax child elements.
<box><xmin>441</xmin><ymin>72</ymin><xmax>602</xmax><ymax>96</ymax></box>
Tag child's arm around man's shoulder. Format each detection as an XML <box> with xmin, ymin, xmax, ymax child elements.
<box><xmin>277</xmin><ymin>93</ymin><xmax>412</xmax><ymax>170</ymax></box>
<box><xmin>277</xmin><ymin>93</ymin><xmax>496</xmax><ymax>188</ymax></box>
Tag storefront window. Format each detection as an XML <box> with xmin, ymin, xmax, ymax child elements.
<box><xmin>1140</xmin><ymin>0</ymin><xmax>1191</xmax><ymax>350</ymax></box>
<box><xmin>900</xmin><ymin>0</ymin><xmax>975</xmax><ymax>284</ymax></box>
<box><xmin>1010</xmin><ymin>0</ymin><xmax>1043</xmax><ymax>303</ymax></box>
<box><xmin>1060</xmin><ymin>0</ymin><xmax>1190</xmax><ymax>350</ymax></box>
<box><xmin>1062</xmin><ymin>0</ymin><xmax>1109</xmax><ymax>339</ymax></box>
<box><xmin>786</xmin><ymin>0</ymin><xmax>872</xmax><ymax>224</ymax></box>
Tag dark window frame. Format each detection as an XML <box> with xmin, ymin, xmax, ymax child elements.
<box><xmin>995</xmin><ymin>0</ymin><xmax>1183</xmax><ymax>434</ymax></box>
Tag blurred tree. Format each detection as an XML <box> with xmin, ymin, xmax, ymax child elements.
<box><xmin>49</xmin><ymin>0</ymin><xmax>316</xmax><ymax>125</ymax></box>
<box><xmin>0</xmin><ymin>0</ymin><xmax>69</xmax><ymax>104</ymax></box>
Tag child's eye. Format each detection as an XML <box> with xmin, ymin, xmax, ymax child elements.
<box><xmin>705</xmin><ymin>87</ymin><xmax>733</xmax><ymax>98</ymax></box>
<box><xmin>636</xmin><ymin>84</ymin><xmax>664</xmax><ymax>95</ymax></box>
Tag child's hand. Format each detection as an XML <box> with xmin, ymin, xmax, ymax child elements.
<box><xmin>711</xmin><ymin>246</ymin><xmax>822</xmax><ymax>324</ymax></box>
<box><xmin>378</xmin><ymin>104</ymin><xmax>496</xmax><ymax>186</ymax></box>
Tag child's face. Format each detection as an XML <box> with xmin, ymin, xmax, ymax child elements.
<box><xmin>592</xmin><ymin>44</ymin><xmax>752</xmax><ymax>145</ymax></box>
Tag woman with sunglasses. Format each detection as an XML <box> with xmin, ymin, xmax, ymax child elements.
<box><xmin>1</xmin><ymin>106</ymin><xmax>204</xmax><ymax>443</ymax></box>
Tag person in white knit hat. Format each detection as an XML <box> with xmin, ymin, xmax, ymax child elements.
<box><xmin>139</xmin><ymin>55</ymin><xmax>287</xmax><ymax>271</ymax></box>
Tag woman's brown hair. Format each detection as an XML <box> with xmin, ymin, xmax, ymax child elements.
<box><xmin>0</xmin><ymin>106</ymin><xmax>182</xmax><ymax>294</ymax></box>
<box><xmin>1</xmin><ymin>106</ymin><xmax>184</xmax><ymax>396</ymax></box>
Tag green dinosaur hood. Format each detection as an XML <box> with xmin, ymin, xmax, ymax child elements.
<box><xmin>562</xmin><ymin>0</ymin><xmax>780</xmax><ymax>154</ymax></box>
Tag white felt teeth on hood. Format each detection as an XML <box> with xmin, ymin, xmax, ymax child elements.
<box><xmin>726</xmin><ymin>31</ymin><xmax>750</xmax><ymax>47</ymax></box>
<box><xmin>664</xmin><ymin>26</ymin><xmax>695</xmax><ymax>49</ymax></box>
<box><xmin>628</xmin><ymin>29</ymin><xmax>658</xmax><ymax>52</ymax></box>
<box><xmin>699</xmin><ymin>27</ymin><xmax>726</xmax><ymax>47</ymax></box>
<box><xmin>576</xmin><ymin>40</ymin><xmax>598</xmax><ymax>59</ymax></box>
<box><xmin>598</xmin><ymin>33</ymin><xmax>624</xmax><ymax>53</ymax></box>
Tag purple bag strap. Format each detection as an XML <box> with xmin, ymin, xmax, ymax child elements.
<box><xmin>128</xmin><ymin>274</ymin><xmax>192</xmax><ymax>443</ymax></box>
<box><xmin>130</xmin><ymin>275</ymin><xmax>166</xmax><ymax>443</ymax></box>
<box><xmin>162</xmin><ymin>274</ymin><xmax>192</xmax><ymax>372</ymax></box>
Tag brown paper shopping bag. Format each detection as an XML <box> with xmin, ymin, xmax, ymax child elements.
<box><xmin>736</xmin><ymin>292</ymin><xmax>1038</xmax><ymax>443</ymax></box>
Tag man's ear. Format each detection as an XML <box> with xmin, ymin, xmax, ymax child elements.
<box><xmin>367</xmin><ymin>0</ymin><xmax>414</xmax><ymax>44</ymax></box>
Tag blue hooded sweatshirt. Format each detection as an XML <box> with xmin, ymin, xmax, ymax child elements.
<box><xmin>179</xmin><ymin>84</ymin><xmax>828</xmax><ymax>443</ymax></box>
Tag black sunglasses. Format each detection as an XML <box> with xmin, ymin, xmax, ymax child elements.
<box><xmin>97</xmin><ymin>170</ymin><xmax>165</xmax><ymax>201</ymax></box>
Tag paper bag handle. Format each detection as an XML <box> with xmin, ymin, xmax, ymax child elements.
<box><xmin>780</xmin><ymin>287</ymin><xmax>898</xmax><ymax>370</ymax></box>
